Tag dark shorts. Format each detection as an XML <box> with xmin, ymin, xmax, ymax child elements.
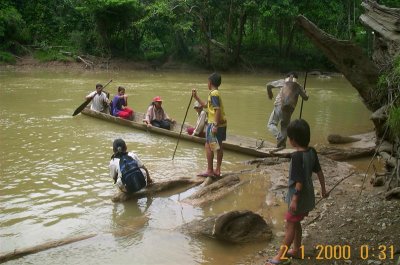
<box><xmin>151</xmin><ymin>119</ymin><xmax>171</xmax><ymax>130</ymax></box>
<box><xmin>206</xmin><ymin>124</ymin><xmax>226</xmax><ymax>143</ymax></box>
<box><xmin>285</xmin><ymin>211</ymin><xmax>308</xmax><ymax>222</ymax></box>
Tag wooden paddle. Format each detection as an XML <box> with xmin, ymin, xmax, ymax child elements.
<box><xmin>72</xmin><ymin>79</ymin><xmax>112</xmax><ymax>116</ymax></box>
<box><xmin>172</xmin><ymin>94</ymin><xmax>193</xmax><ymax>160</ymax></box>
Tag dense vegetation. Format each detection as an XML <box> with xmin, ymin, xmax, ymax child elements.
<box><xmin>0</xmin><ymin>0</ymin><xmax>398</xmax><ymax>70</ymax></box>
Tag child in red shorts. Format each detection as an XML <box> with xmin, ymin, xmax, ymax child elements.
<box><xmin>266</xmin><ymin>119</ymin><xmax>328</xmax><ymax>265</ymax></box>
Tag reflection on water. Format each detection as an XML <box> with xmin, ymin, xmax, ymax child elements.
<box><xmin>0</xmin><ymin>70</ymin><xmax>372</xmax><ymax>264</ymax></box>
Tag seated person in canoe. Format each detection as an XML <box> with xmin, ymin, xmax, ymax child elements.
<box><xmin>110</xmin><ymin>86</ymin><xmax>134</xmax><ymax>120</ymax></box>
<box><xmin>85</xmin><ymin>83</ymin><xmax>110</xmax><ymax>113</ymax></box>
<box><xmin>186</xmin><ymin>101</ymin><xmax>207</xmax><ymax>138</ymax></box>
<box><xmin>143</xmin><ymin>96</ymin><xmax>175</xmax><ymax>130</ymax></box>
<box><xmin>109</xmin><ymin>139</ymin><xmax>153</xmax><ymax>193</ymax></box>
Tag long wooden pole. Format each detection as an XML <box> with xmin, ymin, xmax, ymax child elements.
<box><xmin>299</xmin><ymin>71</ymin><xmax>308</xmax><ymax>119</ymax></box>
<box><xmin>72</xmin><ymin>79</ymin><xmax>112</xmax><ymax>116</ymax></box>
<box><xmin>172</xmin><ymin>95</ymin><xmax>193</xmax><ymax>160</ymax></box>
<box><xmin>0</xmin><ymin>234</ymin><xmax>96</xmax><ymax>263</ymax></box>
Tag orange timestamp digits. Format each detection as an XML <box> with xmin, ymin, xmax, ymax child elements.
<box><xmin>280</xmin><ymin>244</ymin><xmax>395</xmax><ymax>261</ymax></box>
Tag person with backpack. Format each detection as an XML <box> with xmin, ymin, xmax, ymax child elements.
<box><xmin>109</xmin><ymin>138</ymin><xmax>153</xmax><ymax>193</ymax></box>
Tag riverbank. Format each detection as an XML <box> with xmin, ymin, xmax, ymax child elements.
<box><xmin>246</xmin><ymin>155</ymin><xmax>400</xmax><ymax>265</ymax></box>
<box><xmin>0</xmin><ymin>55</ymin><xmax>282</xmax><ymax>75</ymax></box>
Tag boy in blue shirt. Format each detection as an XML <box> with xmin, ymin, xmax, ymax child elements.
<box><xmin>266</xmin><ymin>119</ymin><xmax>328</xmax><ymax>265</ymax></box>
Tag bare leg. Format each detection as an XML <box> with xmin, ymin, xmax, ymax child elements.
<box><xmin>271</xmin><ymin>221</ymin><xmax>296</xmax><ymax>262</ymax></box>
<box><xmin>291</xmin><ymin>222</ymin><xmax>302</xmax><ymax>253</ymax></box>
<box><xmin>214</xmin><ymin>145</ymin><xmax>223</xmax><ymax>176</ymax></box>
<box><xmin>205</xmin><ymin>143</ymin><xmax>214</xmax><ymax>174</ymax></box>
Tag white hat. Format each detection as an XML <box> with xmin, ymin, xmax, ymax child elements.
<box><xmin>194</xmin><ymin>101</ymin><xmax>202</xmax><ymax>108</ymax></box>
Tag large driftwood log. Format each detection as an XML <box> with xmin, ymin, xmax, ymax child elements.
<box><xmin>296</xmin><ymin>15</ymin><xmax>380</xmax><ymax>111</ymax></box>
<box><xmin>180</xmin><ymin>210</ymin><xmax>273</xmax><ymax>243</ymax></box>
<box><xmin>0</xmin><ymin>234</ymin><xmax>96</xmax><ymax>263</ymax></box>
<box><xmin>318</xmin><ymin>146</ymin><xmax>375</xmax><ymax>160</ymax></box>
<box><xmin>327</xmin><ymin>134</ymin><xmax>361</xmax><ymax>144</ymax></box>
<box><xmin>183</xmin><ymin>175</ymin><xmax>246</xmax><ymax>206</ymax></box>
<box><xmin>112</xmin><ymin>177</ymin><xmax>205</xmax><ymax>203</ymax></box>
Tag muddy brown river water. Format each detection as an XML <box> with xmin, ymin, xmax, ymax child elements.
<box><xmin>0</xmin><ymin>69</ymin><xmax>373</xmax><ymax>264</ymax></box>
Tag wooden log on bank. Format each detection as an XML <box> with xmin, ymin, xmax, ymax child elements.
<box><xmin>180</xmin><ymin>210</ymin><xmax>273</xmax><ymax>243</ymax></box>
<box><xmin>0</xmin><ymin>234</ymin><xmax>96</xmax><ymax>263</ymax></box>
<box><xmin>327</xmin><ymin>134</ymin><xmax>361</xmax><ymax>144</ymax></box>
<box><xmin>379</xmin><ymin>151</ymin><xmax>397</xmax><ymax>168</ymax></box>
<box><xmin>245</xmin><ymin>157</ymin><xmax>290</xmax><ymax>166</ymax></box>
<box><xmin>318</xmin><ymin>146</ymin><xmax>375</xmax><ymax>161</ymax></box>
<box><xmin>112</xmin><ymin>177</ymin><xmax>206</xmax><ymax>203</ymax></box>
<box><xmin>183</xmin><ymin>175</ymin><xmax>246</xmax><ymax>206</ymax></box>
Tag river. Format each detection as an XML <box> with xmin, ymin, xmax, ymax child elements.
<box><xmin>0</xmin><ymin>69</ymin><xmax>372</xmax><ymax>264</ymax></box>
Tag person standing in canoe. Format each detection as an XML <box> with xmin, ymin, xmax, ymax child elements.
<box><xmin>85</xmin><ymin>83</ymin><xmax>110</xmax><ymax>114</ymax></box>
<box><xmin>111</xmin><ymin>86</ymin><xmax>134</xmax><ymax>120</ymax></box>
<box><xmin>267</xmin><ymin>72</ymin><xmax>308</xmax><ymax>148</ymax></box>
<box><xmin>143</xmin><ymin>96</ymin><xmax>175</xmax><ymax>130</ymax></box>
<box><xmin>109</xmin><ymin>138</ymin><xmax>153</xmax><ymax>193</ymax></box>
<box><xmin>192</xmin><ymin>72</ymin><xmax>227</xmax><ymax>178</ymax></box>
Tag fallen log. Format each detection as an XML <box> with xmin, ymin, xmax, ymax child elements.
<box><xmin>379</xmin><ymin>151</ymin><xmax>397</xmax><ymax>168</ymax></box>
<box><xmin>245</xmin><ymin>157</ymin><xmax>290</xmax><ymax>167</ymax></box>
<box><xmin>296</xmin><ymin>15</ymin><xmax>380</xmax><ymax>111</ymax></box>
<box><xmin>318</xmin><ymin>146</ymin><xmax>375</xmax><ymax>160</ymax></box>
<box><xmin>0</xmin><ymin>234</ymin><xmax>96</xmax><ymax>263</ymax></box>
<box><xmin>112</xmin><ymin>177</ymin><xmax>206</xmax><ymax>203</ymax></box>
<box><xmin>77</xmin><ymin>55</ymin><xmax>94</xmax><ymax>69</ymax></box>
<box><xmin>327</xmin><ymin>134</ymin><xmax>361</xmax><ymax>144</ymax></box>
<box><xmin>180</xmin><ymin>210</ymin><xmax>273</xmax><ymax>243</ymax></box>
<box><xmin>385</xmin><ymin>187</ymin><xmax>400</xmax><ymax>200</ymax></box>
<box><xmin>183</xmin><ymin>175</ymin><xmax>246</xmax><ymax>206</ymax></box>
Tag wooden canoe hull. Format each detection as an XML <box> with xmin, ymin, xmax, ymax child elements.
<box><xmin>80</xmin><ymin>108</ymin><xmax>292</xmax><ymax>158</ymax></box>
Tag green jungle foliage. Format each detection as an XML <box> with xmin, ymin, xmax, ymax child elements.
<box><xmin>0</xmin><ymin>51</ymin><xmax>15</xmax><ymax>63</ymax></box>
<box><xmin>0</xmin><ymin>0</ymin><xmax>395</xmax><ymax>70</ymax></box>
<box><xmin>388</xmin><ymin>106</ymin><xmax>400</xmax><ymax>139</ymax></box>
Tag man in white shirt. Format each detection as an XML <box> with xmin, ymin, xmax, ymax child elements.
<box><xmin>86</xmin><ymin>83</ymin><xmax>110</xmax><ymax>113</ymax></box>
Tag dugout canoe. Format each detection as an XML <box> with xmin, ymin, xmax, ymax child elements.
<box><xmin>80</xmin><ymin>108</ymin><xmax>292</xmax><ymax>158</ymax></box>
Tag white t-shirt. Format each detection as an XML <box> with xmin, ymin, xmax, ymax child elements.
<box><xmin>87</xmin><ymin>91</ymin><xmax>108</xmax><ymax>112</ymax></box>
<box><xmin>109</xmin><ymin>152</ymin><xmax>147</xmax><ymax>192</ymax></box>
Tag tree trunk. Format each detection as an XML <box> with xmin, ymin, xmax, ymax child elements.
<box><xmin>285</xmin><ymin>23</ymin><xmax>295</xmax><ymax>58</ymax></box>
<box><xmin>359</xmin><ymin>0</ymin><xmax>400</xmax><ymax>42</ymax></box>
<box><xmin>296</xmin><ymin>15</ymin><xmax>380</xmax><ymax>112</ymax></box>
<box><xmin>224</xmin><ymin>0</ymin><xmax>233</xmax><ymax>64</ymax></box>
<box><xmin>234</xmin><ymin>10</ymin><xmax>246</xmax><ymax>63</ymax></box>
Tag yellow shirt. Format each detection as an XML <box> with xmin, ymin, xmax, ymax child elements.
<box><xmin>207</xmin><ymin>89</ymin><xmax>227</xmax><ymax>127</ymax></box>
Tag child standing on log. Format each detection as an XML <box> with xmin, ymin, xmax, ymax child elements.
<box><xmin>192</xmin><ymin>72</ymin><xmax>227</xmax><ymax>178</ymax></box>
<box><xmin>265</xmin><ymin>119</ymin><xmax>328</xmax><ymax>265</ymax></box>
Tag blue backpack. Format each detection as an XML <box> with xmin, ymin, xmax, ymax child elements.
<box><xmin>119</xmin><ymin>154</ymin><xmax>146</xmax><ymax>193</ymax></box>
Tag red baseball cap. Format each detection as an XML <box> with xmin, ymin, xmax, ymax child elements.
<box><xmin>153</xmin><ymin>96</ymin><xmax>163</xmax><ymax>102</ymax></box>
